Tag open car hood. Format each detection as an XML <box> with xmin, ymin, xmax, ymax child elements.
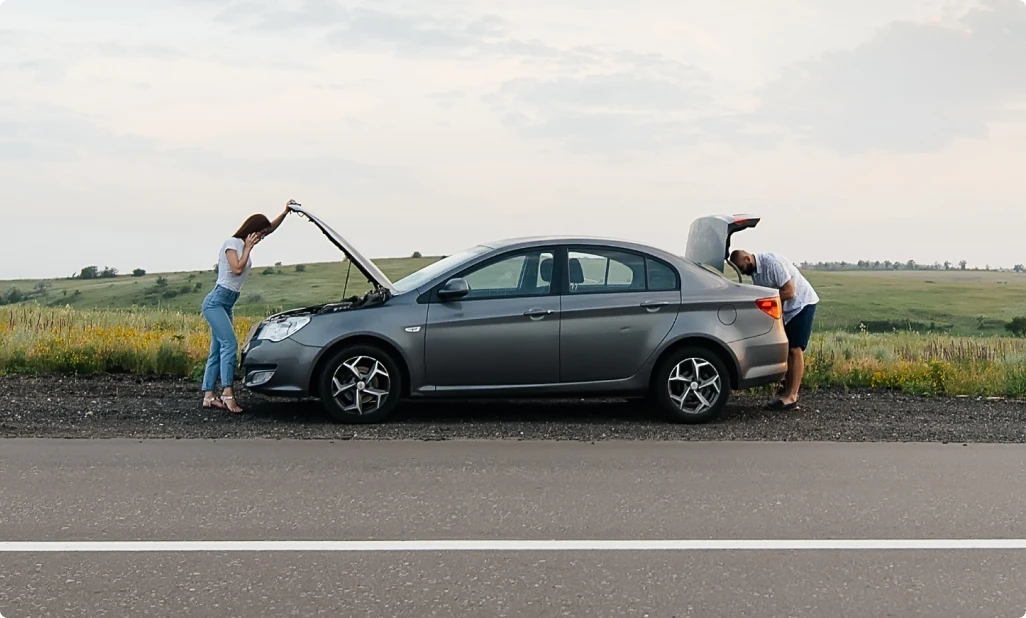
<box><xmin>290</xmin><ymin>205</ymin><xmax>396</xmax><ymax>294</ymax></box>
<box><xmin>684</xmin><ymin>214</ymin><xmax>760</xmax><ymax>276</ymax></box>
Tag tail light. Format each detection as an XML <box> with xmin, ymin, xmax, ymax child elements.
<box><xmin>756</xmin><ymin>297</ymin><xmax>782</xmax><ymax>320</ymax></box>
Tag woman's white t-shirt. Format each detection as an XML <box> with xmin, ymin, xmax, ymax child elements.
<box><xmin>216</xmin><ymin>237</ymin><xmax>251</xmax><ymax>292</ymax></box>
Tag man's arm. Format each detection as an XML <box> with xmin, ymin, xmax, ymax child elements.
<box><xmin>765</xmin><ymin>256</ymin><xmax>795</xmax><ymax>300</ymax></box>
<box><xmin>778</xmin><ymin>278</ymin><xmax>795</xmax><ymax>301</ymax></box>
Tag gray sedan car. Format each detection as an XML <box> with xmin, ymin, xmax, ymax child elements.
<box><xmin>240</xmin><ymin>206</ymin><xmax>788</xmax><ymax>424</ymax></box>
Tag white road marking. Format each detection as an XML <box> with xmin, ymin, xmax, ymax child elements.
<box><xmin>3</xmin><ymin>539</ymin><xmax>1026</xmax><ymax>552</ymax></box>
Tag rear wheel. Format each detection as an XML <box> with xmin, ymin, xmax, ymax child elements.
<box><xmin>318</xmin><ymin>344</ymin><xmax>402</xmax><ymax>424</ymax></box>
<box><xmin>652</xmin><ymin>346</ymin><xmax>730</xmax><ymax>424</ymax></box>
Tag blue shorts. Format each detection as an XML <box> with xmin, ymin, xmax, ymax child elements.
<box><xmin>784</xmin><ymin>304</ymin><xmax>816</xmax><ymax>350</ymax></box>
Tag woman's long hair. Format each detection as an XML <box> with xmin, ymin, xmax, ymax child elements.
<box><xmin>233</xmin><ymin>214</ymin><xmax>272</xmax><ymax>239</ymax></box>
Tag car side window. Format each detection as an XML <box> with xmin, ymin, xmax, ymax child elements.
<box><xmin>566</xmin><ymin>248</ymin><xmax>647</xmax><ymax>294</ymax></box>
<box><xmin>459</xmin><ymin>250</ymin><xmax>554</xmax><ymax>300</ymax></box>
<box><xmin>646</xmin><ymin>257</ymin><xmax>679</xmax><ymax>291</ymax></box>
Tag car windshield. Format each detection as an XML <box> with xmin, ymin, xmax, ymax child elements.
<box><xmin>392</xmin><ymin>245</ymin><xmax>491</xmax><ymax>294</ymax></box>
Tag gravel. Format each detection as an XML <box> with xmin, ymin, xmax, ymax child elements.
<box><xmin>1</xmin><ymin>374</ymin><xmax>1024</xmax><ymax>442</ymax></box>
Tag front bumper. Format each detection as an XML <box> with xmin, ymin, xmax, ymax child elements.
<box><xmin>240</xmin><ymin>336</ymin><xmax>319</xmax><ymax>397</ymax></box>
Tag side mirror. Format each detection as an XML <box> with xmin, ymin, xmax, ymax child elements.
<box><xmin>437</xmin><ymin>277</ymin><xmax>470</xmax><ymax>301</ymax></box>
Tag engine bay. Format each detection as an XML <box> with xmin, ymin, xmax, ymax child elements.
<box><xmin>316</xmin><ymin>287</ymin><xmax>391</xmax><ymax>314</ymax></box>
<box><xmin>270</xmin><ymin>286</ymin><xmax>391</xmax><ymax>320</ymax></box>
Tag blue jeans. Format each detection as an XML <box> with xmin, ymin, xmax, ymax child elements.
<box><xmin>201</xmin><ymin>285</ymin><xmax>241</xmax><ymax>391</ymax></box>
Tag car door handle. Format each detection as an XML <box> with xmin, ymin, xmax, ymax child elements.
<box><xmin>523</xmin><ymin>308</ymin><xmax>555</xmax><ymax>318</ymax></box>
<box><xmin>640</xmin><ymin>301</ymin><xmax>670</xmax><ymax>309</ymax></box>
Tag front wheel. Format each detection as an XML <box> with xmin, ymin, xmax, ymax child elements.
<box><xmin>652</xmin><ymin>347</ymin><xmax>730</xmax><ymax>424</ymax></box>
<box><xmin>317</xmin><ymin>344</ymin><xmax>402</xmax><ymax>424</ymax></box>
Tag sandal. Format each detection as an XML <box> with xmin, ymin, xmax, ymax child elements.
<box><xmin>202</xmin><ymin>395</ymin><xmax>226</xmax><ymax>410</ymax></box>
<box><xmin>766</xmin><ymin>399</ymin><xmax>800</xmax><ymax>411</ymax></box>
<box><xmin>220</xmin><ymin>394</ymin><xmax>243</xmax><ymax>414</ymax></box>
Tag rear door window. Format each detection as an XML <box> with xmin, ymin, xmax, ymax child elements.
<box><xmin>563</xmin><ymin>247</ymin><xmax>680</xmax><ymax>293</ymax></box>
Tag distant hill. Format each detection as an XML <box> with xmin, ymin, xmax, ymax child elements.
<box><xmin>2</xmin><ymin>257</ymin><xmax>1024</xmax><ymax>337</ymax></box>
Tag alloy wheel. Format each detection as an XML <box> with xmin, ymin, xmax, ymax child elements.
<box><xmin>667</xmin><ymin>357</ymin><xmax>722</xmax><ymax>415</ymax></box>
<box><xmin>330</xmin><ymin>355</ymin><xmax>391</xmax><ymax>416</ymax></box>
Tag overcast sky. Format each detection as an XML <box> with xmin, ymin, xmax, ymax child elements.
<box><xmin>2</xmin><ymin>0</ymin><xmax>1025</xmax><ymax>279</ymax></box>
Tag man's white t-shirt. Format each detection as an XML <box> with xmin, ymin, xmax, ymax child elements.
<box><xmin>751</xmin><ymin>253</ymin><xmax>819</xmax><ymax>324</ymax></box>
<box><xmin>215</xmin><ymin>237</ymin><xmax>251</xmax><ymax>292</ymax></box>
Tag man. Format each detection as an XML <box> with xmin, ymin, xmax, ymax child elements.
<box><xmin>729</xmin><ymin>249</ymin><xmax>819</xmax><ymax>411</ymax></box>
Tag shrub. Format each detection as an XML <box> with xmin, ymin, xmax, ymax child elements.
<box><xmin>99</xmin><ymin>267</ymin><xmax>118</xmax><ymax>279</ymax></box>
<box><xmin>155</xmin><ymin>277</ymin><xmax>168</xmax><ymax>288</ymax></box>
<box><xmin>275</xmin><ymin>262</ymin><xmax>282</xmax><ymax>267</ymax></box>
<box><xmin>178</xmin><ymin>285</ymin><xmax>192</xmax><ymax>295</ymax></box>
<box><xmin>295</xmin><ymin>264</ymin><xmax>306</xmax><ymax>273</ymax></box>
<box><xmin>261</xmin><ymin>267</ymin><xmax>275</xmax><ymax>276</ymax></box>
<box><xmin>194</xmin><ymin>282</ymin><xmax>203</xmax><ymax>292</ymax></box>
<box><xmin>155</xmin><ymin>342</ymin><xmax>192</xmax><ymax>376</ymax></box>
<box><xmin>1007</xmin><ymin>317</ymin><xmax>1026</xmax><ymax>338</ymax></box>
<box><xmin>412</xmin><ymin>251</ymin><xmax>423</xmax><ymax>259</ymax></box>
<box><xmin>78</xmin><ymin>266</ymin><xmax>99</xmax><ymax>280</ymax></box>
<box><xmin>246</xmin><ymin>292</ymin><xmax>263</xmax><ymax>303</ymax></box>
<box><xmin>4</xmin><ymin>288</ymin><xmax>24</xmax><ymax>304</ymax></box>
<box><xmin>132</xmin><ymin>269</ymin><xmax>147</xmax><ymax>277</ymax></box>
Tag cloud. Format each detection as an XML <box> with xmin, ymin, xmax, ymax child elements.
<box><xmin>500</xmin><ymin>73</ymin><xmax>710</xmax><ymax>112</ymax></box>
<box><xmin>0</xmin><ymin>101</ymin><xmax>398</xmax><ymax>188</ymax></box>
<box><xmin>204</xmin><ymin>0</ymin><xmax>569</xmax><ymax>60</ymax></box>
<box><xmin>92</xmin><ymin>42</ymin><xmax>183</xmax><ymax>59</ymax></box>
<box><xmin>0</xmin><ymin>57</ymin><xmax>65</xmax><ymax>81</ymax></box>
<box><xmin>0</xmin><ymin>29</ymin><xmax>39</xmax><ymax>47</ymax></box>
<box><xmin>228</xmin><ymin>0</ymin><xmax>347</xmax><ymax>32</ymax></box>
<box><xmin>487</xmin><ymin>62</ymin><xmax>719</xmax><ymax>152</ymax></box>
<box><xmin>757</xmin><ymin>0</ymin><xmax>1026</xmax><ymax>154</ymax></box>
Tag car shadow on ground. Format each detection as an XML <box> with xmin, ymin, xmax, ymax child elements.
<box><xmin>240</xmin><ymin>396</ymin><xmax>770</xmax><ymax>426</ymax></box>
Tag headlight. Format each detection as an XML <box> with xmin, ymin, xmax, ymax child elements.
<box><xmin>256</xmin><ymin>316</ymin><xmax>311</xmax><ymax>342</ymax></box>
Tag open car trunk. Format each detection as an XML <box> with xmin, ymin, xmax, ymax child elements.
<box><xmin>683</xmin><ymin>214</ymin><xmax>760</xmax><ymax>282</ymax></box>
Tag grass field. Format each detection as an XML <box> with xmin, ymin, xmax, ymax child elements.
<box><xmin>2</xmin><ymin>258</ymin><xmax>1024</xmax><ymax>336</ymax></box>
<box><xmin>2</xmin><ymin>305</ymin><xmax>1025</xmax><ymax>397</ymax></box>
<box><xmin>2</xmin><ymin>257</ymin><xmax>1025</xmax><ymax>396</ymax></box>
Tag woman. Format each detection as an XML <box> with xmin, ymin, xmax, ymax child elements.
<box><xmin>201</xmin><ymin>201</ymin><xmax>292</xmax><ymax>413</ymax></box>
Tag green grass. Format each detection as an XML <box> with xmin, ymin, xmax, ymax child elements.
<box><xmin>0</xmin><ymin>258</ymin><xmax>437</xmax><ymax>319</ymax></box>
<box><xmin>2</xmin><ymin>259</ymin><xmax>1025</xmax><ymax>336</ymax></box>
<box><xmin>802</xmin><ymin>270</ymin><xmax>1026</xmax><ymax>336</ymax></box>
<box><xmin>4</xmin><ymin>305</ymin><xmax>1026</xmax><ymax>397</ymax></box>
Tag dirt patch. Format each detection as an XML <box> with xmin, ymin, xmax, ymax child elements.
<box><xmin>1</xmin><ymin>374</ymin><xmax>1024</xmax><ymax>442</ymax></box>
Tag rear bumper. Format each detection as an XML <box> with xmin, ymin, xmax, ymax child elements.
<box><xmin>239</xmin><ymin>337</ymin><xmax>318</xmax><ymax>397</ymax></box>
<box><xmin>730</xmin><ymin>328</ymin><xmax>789</xmax><ymax>390</ymax></box>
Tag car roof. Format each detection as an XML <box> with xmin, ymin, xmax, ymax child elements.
<box><xmin>480</xmin><ymin>235</ymin><xmax>681</xmax><ymax>256</ymax></box>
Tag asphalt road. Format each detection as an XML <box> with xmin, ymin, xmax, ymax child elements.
<box><xmin>2</xmin><ymin>440</ymin><xmax>1026</xmax><ymax>617</ymax></box>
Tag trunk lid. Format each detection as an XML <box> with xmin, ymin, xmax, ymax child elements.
<box><xmin>290</xmin><ymin>205</ymin><xmax>397</xmax><ymax>294</ymax></box>
<box><xmin>684</xmin><ymin>214</ymin><xmax>760</xmax><ymax>276</ymax></box>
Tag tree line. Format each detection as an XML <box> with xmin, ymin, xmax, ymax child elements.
<box><xmin>801</xmin><ymin>260</ymin><xmax>1024</xmax><ymax>273</ymax></box>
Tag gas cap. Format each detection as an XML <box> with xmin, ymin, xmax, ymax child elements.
<box><xmin>718</xmin><ymin>304</ymin><xmax>737</xmax><ymax>326</ymax></box>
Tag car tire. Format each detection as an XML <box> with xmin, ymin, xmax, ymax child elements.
<box><xmin>652</xmin><ymin>346</ymin><xmax>730</xmax><ymax>424</ymax></box>
<box><xmin>317</xmin><ymin>344</ymin><xmax>402</xmax><ymax>424</ymax></box>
